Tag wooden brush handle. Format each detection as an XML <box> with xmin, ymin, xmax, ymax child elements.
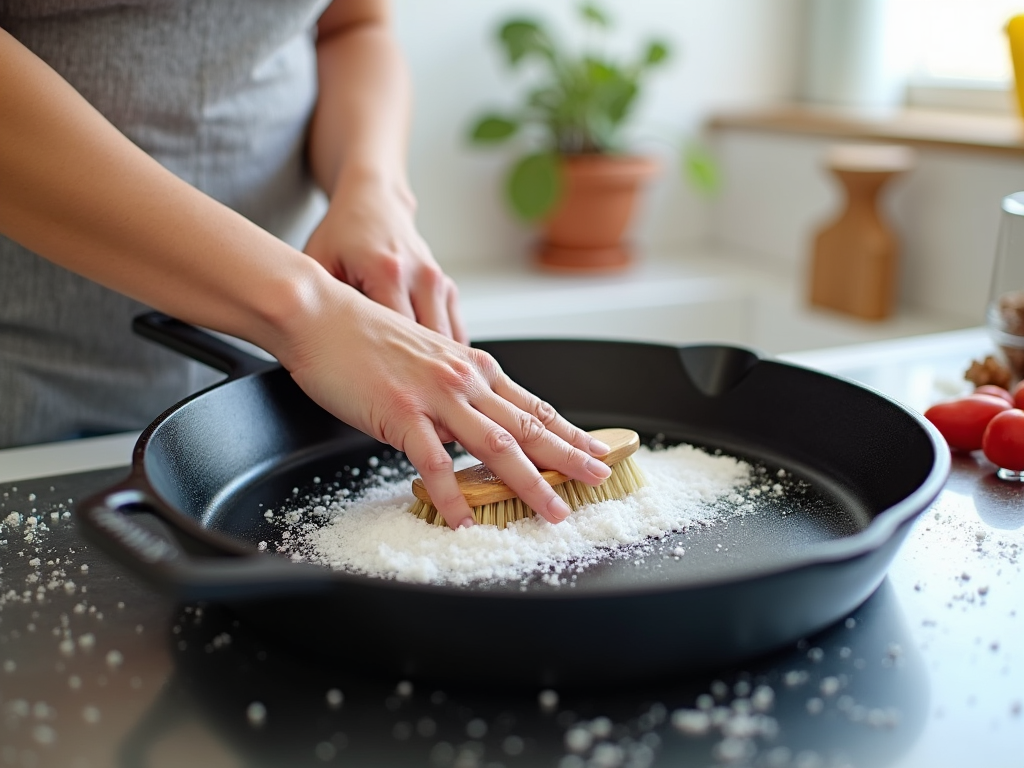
<box><xmin>411</xmin><ymin>428</ymin><xmax>640</xmax><ymax>507</ymax></box>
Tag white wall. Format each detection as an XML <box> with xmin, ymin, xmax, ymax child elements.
<box><xmin>709</xmin><ymin>129</ymin><xmax>1024</xmax><ymax>324</ymax></box>
<box><xmin>392</xmin><ymin>0</ymin><xmax>803</xmax><ymax>269</ymax></box>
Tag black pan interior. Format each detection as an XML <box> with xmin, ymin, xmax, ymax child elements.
<box><xmin>141</xmin><ymin>341</ymin><xmax>936</xmax><ymax>593</ymax></box>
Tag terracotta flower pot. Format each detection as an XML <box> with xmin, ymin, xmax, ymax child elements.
<box><xmin>537</xmin><ymin>155</ymin><xmax>658</xmax><ymax>272</ymax></box>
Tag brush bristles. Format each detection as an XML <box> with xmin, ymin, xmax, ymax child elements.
<box><xmin>408</xmin><ymin>455</ymin><xmax>647</xmax><ymax>529</ymax></box>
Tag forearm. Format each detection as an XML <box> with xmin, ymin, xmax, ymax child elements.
<box><xmin>307</xmin><ymin>3</ymin><xmax>413</xmax><ymax>200</ymax></box>
<box><xmin>0</xmin><ymin>28</ymin><xmax>340</xmax><ymax>369</ymax></box>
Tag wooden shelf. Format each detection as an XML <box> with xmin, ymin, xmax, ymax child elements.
<box><xmin>708</xmin><ymin>105</ymin><xmax>1024</xmax><ymax>156</ymax></box>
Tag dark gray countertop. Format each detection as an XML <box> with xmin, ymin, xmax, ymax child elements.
<box><xmin>0</xmin><ymin>329</ymin><xmax>1021</xmax><ymax>768</ymax></box>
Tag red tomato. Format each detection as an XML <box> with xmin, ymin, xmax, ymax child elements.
<box><xmin>982</xmin><ymin>408</ymin><xmax>1024</xmax><ymax>471</ymax></box>
<box><xmin>1012</xmin><ymin>380</ymin><xmax>1024</xmax><ymax>410</ymax></box>
<box><xmin>975</xmin><ymin>385</ymin><xmax>1014</xmax><ymax>405</ymax></box>
<box><xmin>924</xmin><ymin>394</ymin><xmax>1013</xmax><ymax>451</ymax></box>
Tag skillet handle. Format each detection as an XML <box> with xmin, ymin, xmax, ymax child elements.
<box><xmin>76</xmin><ymin>478</ymin><xmax>333</xmax><ymax>602</ymax></box>
<box><xmin>133</xmin><ymin>312</ymin><xmax>277</xmax><ymax>380</ymax></box>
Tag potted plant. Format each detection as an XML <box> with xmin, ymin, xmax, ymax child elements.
<box><xmin>469</xmin><ymin>2</ymin><xmax>672</xmax><ymax>272</ymax></box>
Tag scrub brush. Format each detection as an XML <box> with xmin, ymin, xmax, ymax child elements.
<box><xmin>408</xmin><ymin>428</ymin><xmax>646</xmax><ymax>529</ymax></box>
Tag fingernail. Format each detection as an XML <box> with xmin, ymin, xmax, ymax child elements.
<box><xmin>588</xmin><ymin>458</ymin><xmax>612</xmax><ymax>478</ymax></box>
<box><xmin>547</xmin><ymin>497</ymin><xmax>572</xmax><ymax>522</ymax></box>
<box><xmin>589</xmin><ymin>438</ymin><xmax>611</xmax><ymax>455</ymax></box>
<box><xmin>457</xmin><ymin>516</ymin><xmax>476</xmax><ymax>529</ymax></box>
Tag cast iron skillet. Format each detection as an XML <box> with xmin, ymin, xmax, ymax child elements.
<box><xmin>77</xmin><ymin>313</ymin><xmax>949</xmax><ymax>688</ymax></box>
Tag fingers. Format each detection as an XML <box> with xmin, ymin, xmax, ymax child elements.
<box><xmin>473</xmin><ymin>397</ymin><xmax>612</xmax><ymax>490</ymax></box>
<box><xmin>409</xmin><ymin>265</ymin><xmax>454</xmax><ymax>340</ymax></box>
<box><xmin>356</xmin><ymin>253</ymin><xmax>464</xmax><ymax>343</ymax></box>
<box><xmin>449</xmin><ymin>409</ymin><xmax>575</xmax><ymax>524</ymax></box>
<box><xmin>493</xmin><ymin>377</ymin><xmax>611</xmax><ymax>459</ymax></box>
<box><xmin>357</xmin><ymin>255</ymin><xmax>418</xmax><ymax>323</ymax></box>
<box><xmin>447</xmin><ymin>282</ymin><xmax>469</xmax><ymax>345</ymax></box>
<box><xmin>402</xmin><ymin>421</ymin><xmax>476</xmax><ymax>530</ymax></box>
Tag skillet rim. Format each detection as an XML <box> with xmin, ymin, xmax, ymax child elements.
<box><xmin>127</xmin><ymin>338</ymin><xmax>951</xmax><ymax>601</ymax></box>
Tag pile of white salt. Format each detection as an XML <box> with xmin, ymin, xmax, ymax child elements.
<box><xmin>277</xmin><ymin>444</ymin><xmax>754</xmax><ymax>586</ymax></box>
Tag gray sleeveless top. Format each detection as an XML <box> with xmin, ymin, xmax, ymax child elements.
<box><xmin>0</xmin><ymin>0</ymin><xmax>330</xmax><ymax>448</ymax></box>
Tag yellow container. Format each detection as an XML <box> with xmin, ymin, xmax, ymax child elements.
<box><xmin>1007</xmin><ymin>14</ymin><xmax>1024</xmax><ymax>117</ymax></box>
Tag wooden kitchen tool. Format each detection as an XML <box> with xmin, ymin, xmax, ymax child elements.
<box><xmin>408</xmin><ymin>427</ymin><xmax>646</xmax><ymax>529</ymax></box>
<box><xmin>809</xmin><ymin>144</ymin><xmax>914</xmax><ymax>320</ymax></box>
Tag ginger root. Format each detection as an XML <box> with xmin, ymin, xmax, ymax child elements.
<box><xmin>964</xmin><ymin>356</ymin><xmax>1012</xmax><ymax>390</ymax></box>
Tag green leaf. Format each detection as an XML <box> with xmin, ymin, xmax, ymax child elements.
<box><xmin>580</xmin><ymin>2</ymin><xmax>610</xmax><ymax>28</ymax></box>
<box><xmin>499</xmin><ymin>19</ymin><xmax>550</xmax><ymax>65</ymax></box>
<box><xmin>683</xmin><ymin>143</ymin><xmax>720</xmax><ymax>197</ymax></box>
<box><xmin>584</xmin><ymin>57</ymin><xmax>617</xmax><ymax>83</ymax></box>
<box><xmin>644</xmin><ymin>41</ymin><xmax>670</xmax><ymax>66</ymax></box>
<box><xmin>604</xmin><ymin>78</ymin><xmax>638</xmax><ymax>126</ymax></box>
<box><xmin>469</xmin><ymin>115</ymin><xmax>519</xmax><ymax>143</ymax></box>
<box><xmin>506</xmin><ymin>152</ymin><xmax>562</xmax><ymax>221</ymax></box>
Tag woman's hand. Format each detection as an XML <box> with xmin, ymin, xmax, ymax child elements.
<box><xmin>281</xmin><ymin>279</ymin><xmax>612</xmax><ymax>529</ymax></box>
<box><xmin>304</xmin><ymin>171</ymin><xmax>467</xmax><ymax>343</ymax></box>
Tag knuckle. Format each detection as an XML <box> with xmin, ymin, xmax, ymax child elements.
<box><xmin>417</xmin><ymin>265</ymin><xmax>443</xmax><ymax>291</ymax></box>
<box><xmin>422</xmin><ymin>450</ymin><xmax>454</xmax><ymax>475</ymax></box>
<box><xmin>484</xmin><ymin>426</ymin><xmax>517</xmax><ymax>456</ymax></box>
<box><xmin>374</xmin><ymin>253</ymin><xmax>404</xmax><ymax>283</ymax></box>
<box><xmin>517</xmin><ymin>412</ymin><xmax>547</xmax><ymax>444</ymax></box>
<box><xmin>468</xmin><ymin>348</ymin><xmax>501</xmax><ymax>379</ymax></box>
<box><xmin>434</xmin><ymin>357</ymin><xmax>477</xmax><ymax>392</ymax></box>
<box><xmin>374</xmin><ymin>391</ymin><xmax>424</xmax><ymax>444</ymax></box>
<box><xmin>533</xmin><ymin>399</ymin><xmax>558</xmax><ymax>425</ymax></box>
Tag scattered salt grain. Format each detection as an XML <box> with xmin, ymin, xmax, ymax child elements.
<box><xmin>590</xmin><ymin>743</ymin><xmax>624</xmax><ymax>768</ymax></box>
<box><xmin>710</xmin><ymin>680</ymin><xmax>730</xmax><ymax>699</ymax></box>
<box><xmin>106</xmin><ymin>650</ymin><xmax>123</xmax><ymax>669</ymax></box>
<box><xmin>246</xmin><ymin>702</ymin><xmax>267</xmax><ymax>728</ymax></box>
<box><xmin>589</xmin><ymin>716</ymin><xmax>613</xmax><ymax>737</ymax></box>
<box><xmin>751</xmin><ymin>685</ymin><xmax>775</xmax><ymax>712</ymax></box>
<box><xmin>82</xmin><ymin>706</ymin><xmax>101</xmax><ymax>724</ymax></box>
<box><xmin>502</xmin><ymin>735</ymin><xmax>525</xmax><ymax>756</ymax></box>
<box><xmin>671</xmin><ymin>709</ymin><xmax>711</xmax><ymax>735</ymax></box>
<box><xmin>326</xmin><ymin>689</ymin><xmax>344</xmax><ymax>709</ymax></box>
<box><xmin>465</xmin><ymin>718</ymin><xmax>487</xmax><ymax>738</ymax></box>
<box><xmin>783</xmin><ymin>670</ymin><xmax>809</xmax><ymax>687</ymax></box>
<box><xmin>539</xmin><ymin>689</ymin><xmax>559</xmax><ymax>712</ymax></box>
<box><xmin>395</xmin><ymin>680</ymin><xmax>413</xmax><ymax>697</ymax></box>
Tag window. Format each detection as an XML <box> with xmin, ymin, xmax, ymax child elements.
<box><xmin>892</xmin><ymin>0</ymin><xmax>1023</xmax><ymax>111</ymax></box>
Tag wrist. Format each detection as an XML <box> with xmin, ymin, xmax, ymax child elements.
<box><xmin>333</xmin><ymin>162</ymin><xmax>417</xmax><ymax>211</ymax></box>
<box><xmin>245</xmin><ymin>254</ymin><xmax>355</xmax><ymax>372</ymax></box>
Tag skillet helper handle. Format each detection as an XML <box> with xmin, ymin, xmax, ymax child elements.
<box><xmin>77</xmin><ymin>480</ymin><xmax>333</xmax><ymax>601</ymax></box>
<box><xmin>132</xmin><ymin>312</ymin><xmax>276</xmax><ymax>380</ymax></box>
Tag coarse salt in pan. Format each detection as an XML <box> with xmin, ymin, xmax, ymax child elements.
<box><xmin>280</xmin><ymin>443</ymin><xmax>752</xmax><ymax>586</ymax></box>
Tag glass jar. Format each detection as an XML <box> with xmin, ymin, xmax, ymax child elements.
<box><xmin>987</xmin><ymin>192</ymin><xmax>1024</xmax><ymax>385</ymax></box>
